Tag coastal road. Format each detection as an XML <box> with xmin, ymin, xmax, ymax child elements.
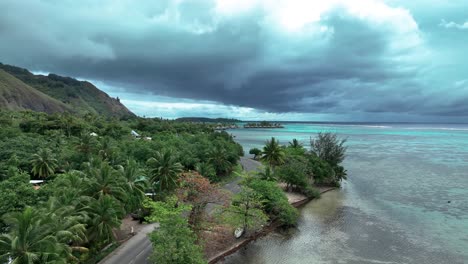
<box><xmin>100</xmin><ymin>158</ymin><xmax>261</xmax><ymax>264</ymax></box>
<box><xmin>99</xmin><ymin>223</ymin><xmax>158</xmax><ymax>264</ymax></box>
<box><xmin>223</xmin><ymin>157</ymin><xmax>263</xmax><ymax>194</ymax></box>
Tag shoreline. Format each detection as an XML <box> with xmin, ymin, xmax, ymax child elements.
<box><xmin>207</xmin><ymin>186</ymin><xmax>337</xmax><ymax>264</ymax></box>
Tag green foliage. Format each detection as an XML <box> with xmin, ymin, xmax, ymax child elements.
<box><xmin>117</xmin><ymin>160</ymin><xmax>148</xmax><ymax>213</ymax></box>
<box><xmin>207</xmin><ymin>145</ymin><xmax>233</xmax><ymax>177</ymax></box>
<box><xmin>0</xmin><ymin>110</ymin><xmax>243</xmax><ymax>262</ymax></box>
<box><xmin>147</xmin><ymin>150</ymin><xmax>183</xmax><ymax>192</ymax></box>
<box><xmin>143</xmin><ymin>196</ymin><xmax>190</xmax><ymax>224</ymax></box>
<box><xmin>30</xmin><ymin>148</ymin><xmax>58</xmax><ymax>179</ymax></box>
<box><xmin>310</xmin><ymin>132</ymin><xmax>347</xmax><ymax>167</ymax></box>
<box><xmin>261</xmin><ymin>137</ymin><xmax>285</xmax><ymax>168</ymax></box>
<box><xmin>196</xmin><ymin>162</ymin><xmax>217</xmax><ymax>182</ymax></box>
<box><xmin>0</xmin><ymin>207</ymin><xmax>80</xmax><ymax>264</ymax></box>
<box><xmin>144</xmin><ymin>197</ymin><xmax>205</xmax><ymax>264</ymax></box>
<box><xmin>245</xmin><ymin>178</ymin><xmax>298</xmax><ymax>226</ymax></box>
<box><xmin>0</xmin><ymin>172</ymin><xmax>39</xmax><ymax>232</ymax></box>
<box><xmin>149</xmin><ymin>214</ymin><xmax>206</xmax><ymax>264</ymax></box>
<box><xmin>86</xmin><ymin>195</ymin><xmax>122</xmax><ymax>245</ymax></box>
<box><xmin>257</xmin><ymin>167</ymin><xmax>276</xmax><ymax>181</ymax></box>
<box><xmin>284</xmin><ymin>144</ymin><xmax>307</xmax><ymax>156</ymax></box>
<box><xmin>249</xmin><ymin>148</ymin><xmax>262</xmax><ymax>160</ymax></box>
<box><xmin>307</xmin><ymin>155</ymin><xmax>334</xmax><ymax>184</ymax></box>
<box><xmin>220</xmin><ymin>187</ymin><xmax>268</xmax><ymax>233</ymax></box>
<box><xmin>275</xmin><ymin>156</ymin><xmax>309</xmax><ymax>190</ymax></box>
<box><xmin>302</xmin><ymin>186</ymin><xmax>321</xmax><ymax>199</ymax></box>
<box><xmin>288</xmin><ymin>138</ymin><xmax>303</xmax><ymax>149</ymax></box>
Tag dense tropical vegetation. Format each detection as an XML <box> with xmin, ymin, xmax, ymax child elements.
<box><xmin>252</xmin><ymin>133</ymin><xmax>347</xmax><ymax>191</ymax></box>
<box><xmin>0</xmin><ymin>108</ymin><xmax>347</xmax><ymax>264</ymax></box>
<box><xmin>0</xmin><ymin>110</ymin><xmax>242</xmax><ymax>263</ymax></box>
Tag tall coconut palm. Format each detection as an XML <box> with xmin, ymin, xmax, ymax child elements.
<box><xmin>85</xmin><ymin>162</ymin><xmax>127</xmax><ymax>204</ymax></box>
<box><xmin>258</xmin><ymin>167</ymin><xmax>276</xmax><ymax>181</ymax></box>
<box><xmin>86</xmin><ymin>196</ymin><xmax>122</xmax><ymax>244</ymax></box>
<box><xmin>207</xmin><ymin>146</ymin><xmax>232</xmax><ymax>176</ymax></box>
<box><xmin>289</xmin><ymin>138</ymin><xmax>303</xmax><ymax>149</ymax></box>
<box><xmin>98</xmin><ymin>137</ymin><xmax>115</xmax><ymax>163</ymax></box>
<box><xmin>40</xmin><ymin>198</ymin><xmax>88</xmax><ymax>259</ymax></box>
<box><xmin>51</xmin><ymin>171</ymin><xmax>89</xmax><ymax>208</ymax></box>
<box><xmin>261</xmin><ymin>137</ymin><xmax>285</xmax><ymax>169</ymax></box>
<box><xmin>147</xmin><ymin>150</ymin><xmax>183</xmax><ymax>193</ymax></box>
<box><xmin>117</xmin><ymin>160</ymin><xmax>148</xmax><ymax>212</ymax></box>
<box><xmin>31</xmin><ymin>148</ymin><xmax>58</xmax><ymax>179</ymax></box>
<box><xmin>0</xmin><ymin>207</ymin><xmax>66</xmax><ymax>264</ymax></box>
<box><xmin>76</xmin><ymin>133</ymin><xmax>98</xmax><ymax>159</ymax></box>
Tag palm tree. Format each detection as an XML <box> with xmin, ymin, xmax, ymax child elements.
<box><xmin>76</xmin><ymin>133</ymin><xmax>97</xmax><ymax>158</ymax></box>
<box><xmin>0</xmin><ymin>207</ymin><xmax>66</xmax><ymax>264</ymax></box>
<box><xmin>31</xmin><ymin>148</ymin><xmax>58</xmax><ymax>179</ymax></box>
<box><xmin>258</xmin><ymin>167</ymin><xmax>276</xmax><ymax>181</ymax></box>
<box><xmin>261</xmin><ymin>137</ymin><xmax>285</xmax><ymax>169</ymax></box>
<box><xmin>147</xmin><ymin>150</ymin><xmax>183</xmax><ymax>193</ymax></box>
<box><xmin>40</xmin><ymin>198</ymin><xmax>88</xmax><ymax>258</ymax></box>
<box><xmin>117</xmin><ymin>160</ymin><xmax>148</xmax><ymax>212</ymax></box>
<box><xmin>86</xmin><ymin>196</ymin><xmax>122</xmax><ymax>244</ymax></box>
<box><xmin>289</xmin><ymin>138</ymin><xmax>303</xmax><ymax>149</ymax></box>
<box><xmin>207</xmin><ymin>146</ymin><xmax>232</xmax><ymax>176</ymax></box>
<box><xmin>85</xmin><ymin>161</ymin><xmax>127</xmax><ymax>204</ymax></box>
<box><xmin>195</xmin><ymin>162</ymin><xmax>217</xmax><ymax>181</ymax></box>
<box><xmin>99</xmin><ymin>137</ymin><xmax>115</xmax><ymax>162</ymax></box>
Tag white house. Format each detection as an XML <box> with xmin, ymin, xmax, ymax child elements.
<box><xmin>131</xmin><ymin>130</ymin><xmax>140</xmax><ymax>138</ymax></box>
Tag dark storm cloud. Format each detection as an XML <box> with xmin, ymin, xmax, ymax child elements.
<box><xmin>1</xmin><ymin>0</ymin><xmax>468</xmax><ymax>120</ymax></box>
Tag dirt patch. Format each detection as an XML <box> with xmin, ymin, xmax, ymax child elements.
<box><xmin>202</xmin><ymin>225</ymin><xmax>241</xmax><ymax>260</ymax></box>
<box><xmin>113</xmin><ymin>215</ymin><xmax>148</xmax><ymax>242</ymax></box>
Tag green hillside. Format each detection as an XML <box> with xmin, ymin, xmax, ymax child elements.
<box><xmin>0</xmin><ymin>63</ymin><xmax>134</xmax><ymax>118</ymax></box>
<box><xmin>0</xmin><ymin>69</ymin><xmax>69</xmax><ymax>113</ymax></box>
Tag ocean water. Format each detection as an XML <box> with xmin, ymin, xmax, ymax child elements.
<box><xmin>224</xmin><ymin>123</ymin><xmax>468</xmax><ymax>264</ymax></box>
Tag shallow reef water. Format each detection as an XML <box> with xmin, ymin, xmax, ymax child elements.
<box><xmin>224</xmin><ymin>123</ymin><xmax>468</xmax><ymax>264</ymax></box>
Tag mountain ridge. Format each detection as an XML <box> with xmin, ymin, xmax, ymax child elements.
<box><xmin>0</xmin><ymin>63</ymin><xmax>134</xmax><ymax>118</ymax></box>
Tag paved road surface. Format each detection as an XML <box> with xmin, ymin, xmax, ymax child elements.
<box><xmin>99</xmin><ymin>223</ymin><xmax>158</xmax><ymax>264</ymax></box>
<box><xmin>100</xmin><ymin>158</ymin><xmax>261</xmax><ymax>264</ymax></box>
<box><xmin>223</xmin><ymin>157</ymin><xmax>263</xmax><ymax>194</ymax></box>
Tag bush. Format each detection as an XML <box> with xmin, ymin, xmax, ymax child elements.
<box><xmin>246</xmin><ymin>178</ymin><xmax>298</xmax><ymax>226</ymax></box>
<box><xmin>307</xmin><ymin>155</ymin><xmax>334</xmax><ymax>184</ymax></box>
<box><xmin>249</xmin><ymin>148</ymin><xmax>262</xmax><ymax>160</ymax></box>
<box><xmin>276</xmin><ymin>199</ymin><xmax>299</xmax><ymax>226</ymax></box>
<box><xmin>310</xmin><ymin>132</ymin><xmax>347</xmax><ymax>167</ymax></box>
<box><xmin>195</xmin><ymin>162</ymin><xmax>217</xmax><ymax>182</ymax></box>
<box><xmin>302</xmin><ymin>186</ymin><xmax>321</xmax><ymax>199</ymax></box>
<box><xmin>275</xmin><ymin>156</ymin><xmax>309</xmax><ymax>190</ymax></box>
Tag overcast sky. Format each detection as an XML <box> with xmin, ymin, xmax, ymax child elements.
<box><xmin>1</xmin><ymin>0</ymin><xmax>467</xmax><ymax>121</ymax></box>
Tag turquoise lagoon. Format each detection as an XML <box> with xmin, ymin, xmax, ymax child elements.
<box><xmin>224</xmin><ymin>123</ymin><xmax>468</xmax><ymax>264</ymax></box>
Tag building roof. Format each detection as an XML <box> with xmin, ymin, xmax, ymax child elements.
<box><xmin>30</xmin><ymin>180</ymin><xmax>44</xmax><ymax>184</ymax></box>
<box><xmin>131</xmin><ymin>130</ymin><xmax>140</xmax><ymax>137</ymax></box>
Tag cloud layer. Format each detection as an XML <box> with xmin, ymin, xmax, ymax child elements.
<box><xmin>1</xmin><ymin>0</ymin><xmax>467</xmax><ymax>120</ymax></box>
